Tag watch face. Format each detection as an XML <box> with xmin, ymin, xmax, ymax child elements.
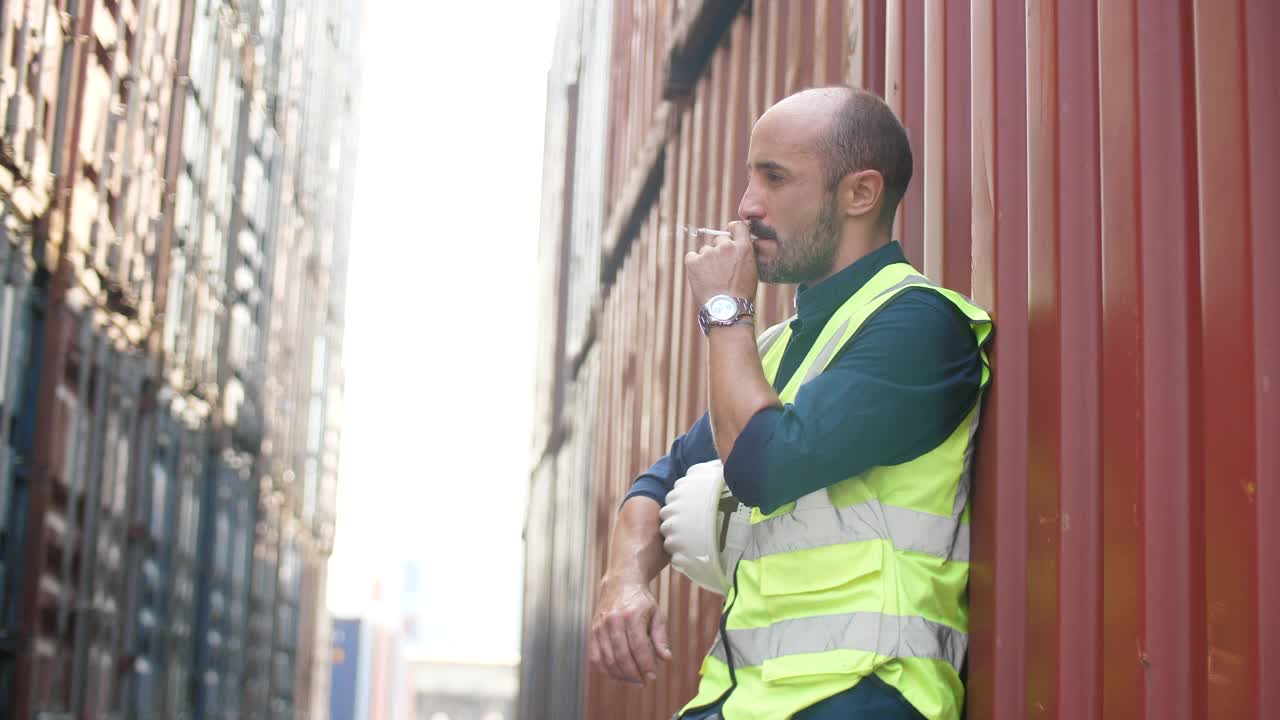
<box><xmin>708</xmin><ymin>296</ymin><xmax>739</xmax><ymax>321</ymax></box>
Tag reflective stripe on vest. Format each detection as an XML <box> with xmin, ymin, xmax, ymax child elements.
<box><xmin>755</xmin><ymin>317</ymin><xmax>792</xmax><ymax>358</ymax></box>
<box><xmin>798</xmin><ymin>273</ymin><xmax>935</xmax><ymax>386</ymax></box>
<box><xmin>740</xmin><ymin>496</ymin><xmax>971</xmax><ymax>563</ymax></box>
<box><xmin>709</xmin><ymin>611</ymin><xmax>967</xmax><ymax>671</ymax></box>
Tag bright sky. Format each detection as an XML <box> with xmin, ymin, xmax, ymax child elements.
<box><xmin>327</xmin><ymin>1</ymin><xmax>561</xmax><ymax>663</ymax></box>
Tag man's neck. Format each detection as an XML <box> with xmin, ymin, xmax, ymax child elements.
<box><xmin>810</xmin><ymin>231</ymin><xmax>892</xmax><ymax>286</ymax></box>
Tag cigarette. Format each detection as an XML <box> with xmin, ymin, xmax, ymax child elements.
<box><xmin>682</xmin><ymin>226</ymin><xmax>759</xmax><ymax>240</ymax></box>
<box><xmin>690</xmin><ymin>227</ymin><xmax>731</xmax><ymax>237</ymax></box>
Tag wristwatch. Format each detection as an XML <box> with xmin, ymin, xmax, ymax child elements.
<box><xmin>698</xmin><ymin>294</ymin><xmax>755</xmax><ymax>336</ymax></box>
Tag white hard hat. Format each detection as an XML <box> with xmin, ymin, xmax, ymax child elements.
<box><xmin>658</xmin><ymin>460</ymin><xmax>751</xmax><ymax>595</ymax></box>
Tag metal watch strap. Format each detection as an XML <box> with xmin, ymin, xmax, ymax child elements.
<box><xmin>698</xmin><ymin>296</ymin><xmax>756</xmax><ymax>336</ymax></box>
<box><xmin>702</xmin><ymin>315</ymin><xmax>754</xmax><ymax>336</ymax></box>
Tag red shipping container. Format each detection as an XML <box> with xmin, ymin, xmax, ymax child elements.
<box><xmin>523</xmin><ymin>1</ymin><xmax>1280</xmax><ymax>718</ymax></box>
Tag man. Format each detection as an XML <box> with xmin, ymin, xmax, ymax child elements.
<box><xmin>589</xmin><ymin>86</ymin><xmax>992</xmax><ymax>720</ymax></box>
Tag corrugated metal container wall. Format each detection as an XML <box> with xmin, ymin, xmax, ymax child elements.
<box><xmin>161</xmin><ymin>398</ymin><xmax>208</xmax><ymax>719</ymax></box>
<box><xmin>246</xmin><ymin>507</ymin><xmax>282</xmax><ymax>717</ymax></box>
<box><xmin>121</xmin><ymin>393</ymin><xmax>189</xmax><ymax>717</ymax></box>
<box><xmin>0</xmin><ymin>222</ymin><xmax>43</xmax><ymax>699</ymax></box>
<box><xmin>961</xmin><ymin>1</ymin><xmax>1278</xmax><ymax>717</ymax></box>
<box><xmin>528</xmin><ymin>1</ymin><xmax>1280</xmax><ymax>719</ymax></box>
<box><xmin>70</xmin><ymin>327</ymin><xmax>149</xmax><ymax>719</ymax></box>
<box><xmin>522</xmin><ymin>0</ymin><xmax>613</xmax><ymax>718</ymax></box>
<box><xmin>14</xmin><ymin>303</ymin><xmax>163</xmax><ymax>719</ymax></box>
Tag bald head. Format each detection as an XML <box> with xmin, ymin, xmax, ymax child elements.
<box><xmin>760</xmin><ymin>87</ymin><xmax>913</xmax><ymax>232</ymax></box>
<box><xmin>760</xmin><ymin>86</ymin><xmax>853</xmax><ymax>124</ymax></box>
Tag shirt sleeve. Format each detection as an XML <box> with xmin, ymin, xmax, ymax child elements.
<box><xmin>722</xmin><ymin>288</ymin><xmax>983</xmax><ymax>514</ymax></box>
<box><xmin>622</xmin><ymin>411</ymin><xmax>718</xmax><ymax>508</ymax></box>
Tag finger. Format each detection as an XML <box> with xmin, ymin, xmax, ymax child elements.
<box><xmin>728</xmin><ymin>220</ymin><xmax>751</xmax><ymax>243</ymax></box>
<box><xmin>685</xmin><ymin>251</ymin><xmax>698</xmax><ymax>264</ymax></box>
<box><xmin>651</xmin><ymin>607</ymin><xmax>673</xmax><ymax>660</ymax></box>
<box><xmin>627</xmin><ymin>608</ymin><xmax>659</xmax><ymax>680</ymax></box>
<box><xmin>596</xmin><ymin>620</ymin><xmax>620</xmax><ymax>677</ymax></box>
<box><xmin>607</xmin><ymin>615</ymin><xmax>644</xmax><ymax>683</ymax></box>
<box><xmin>588</xmin><ymin>631</ymin><xmax>603</xmax><ymax>672</ymax></box>
<box><xmin>712</xmin><ymin>234</ymin><xmax>733</xmax><ymax>247</ymax></box>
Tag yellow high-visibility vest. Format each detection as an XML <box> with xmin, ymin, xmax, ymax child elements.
<box><xmin>680</xmin><ymin>261</ymin><xmax>993</xmax><ymax>720</ymax></box>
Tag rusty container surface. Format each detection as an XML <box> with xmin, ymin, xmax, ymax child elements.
<box><xmin>525</xmin><ymin>0</ymin><xmax>1278</xmax><ymax>718</ymax></box>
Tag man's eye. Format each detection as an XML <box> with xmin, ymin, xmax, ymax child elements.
<box><xmin>767</xmin><ymin>173</ymin><xmax>784</xmax><ymax>184</ymax></box>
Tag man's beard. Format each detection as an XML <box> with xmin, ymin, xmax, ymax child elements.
<box><xmin>750</xmin><ymin>192</ymin><xmax>841</xmax><ymax>284</ymax></box>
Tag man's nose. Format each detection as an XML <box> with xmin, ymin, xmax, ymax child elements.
<box><xmin>738</xmin><ymin>184</ymin><xmax>764</xmax><ymax>223</ymax></box>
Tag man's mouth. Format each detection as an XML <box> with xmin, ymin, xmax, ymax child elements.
<box><xmin>749</xmin><ymin>223</ymin><xmax>778</xmax><ymax>242</ymax></box>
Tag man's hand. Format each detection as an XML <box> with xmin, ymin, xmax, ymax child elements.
<box><xmin>685</xmin><ymin>221</ymin><xmax>759</xmax><ymax>306</ymax></box>
<box><xmin>589</xmin><ymin>572</ymin><xmax>673</xmax><ymax>685</ymax></box>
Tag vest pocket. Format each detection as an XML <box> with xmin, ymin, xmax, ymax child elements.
<box><xmin>747</xmin><ymin>539</ymin><xmax>890</xmax><ymax>685</ymax></box>
<box><xmin>757</xmin><ymin>541</ymin><xmax>885</xmax><ymax>598</ymax></box>
<box><xmin>760</xmin><ymin>649</ymin><xmax>877</xmax><ymax>685</ymax></box>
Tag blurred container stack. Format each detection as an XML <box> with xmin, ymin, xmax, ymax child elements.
<box><xmin>0</xmin><ymin>1</ymin><xmax>362</xmax><ymax>719</ymax></box>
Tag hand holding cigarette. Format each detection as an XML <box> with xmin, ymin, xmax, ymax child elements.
<box><xmin>683</xmin><ymin>221</ymin><xmax>759</xmax><ymax>307</ymax></box>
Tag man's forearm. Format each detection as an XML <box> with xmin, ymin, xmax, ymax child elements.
<box><xmin>707</xmin><ymin>324</ymin><xmax>781</xmax><ymax>460</ymax></box>
<box><xmin>604</xmin><ymin>497</ymin><xmax>670</xmax><ymax>585</ymax></box>
<box><xmin>593</xmin><ymin>496</ymin><xmax>674</xmax><ymax>683</ymax></box>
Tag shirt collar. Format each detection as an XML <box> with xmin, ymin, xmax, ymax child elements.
<box><xmin>793</xmin><ymin>241</ymin><xmax>907</xmax><ymax>327</ymax></box>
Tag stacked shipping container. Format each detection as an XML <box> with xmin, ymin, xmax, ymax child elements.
<box><xmin>0</xmin><ymin>0</ymin><xmax>362</xmax><ymax>719</ymax></box>
<box><xmin>525</xmin><ymin>1</ymin><xmax>1278</xmax><ymax>718</ymax></box>
<box><xmin>0</xmin><ymin>0</ymin><xmax>72</xmax><ymax>707</ymax></box>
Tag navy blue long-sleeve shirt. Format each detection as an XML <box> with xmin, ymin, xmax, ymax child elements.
<box><xmin>623</xmin><ymin>241</ymin><xmax>982</xmax><ymax>514</ymax></box>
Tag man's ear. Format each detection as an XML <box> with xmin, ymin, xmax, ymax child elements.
<box><xmin>836</xmin><ymin>169</ymin><xmax>885</xmax><ymax>220</ymax></box>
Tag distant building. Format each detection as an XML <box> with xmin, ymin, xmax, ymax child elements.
<box><xmin>406</xmin><ymin>657</ymin><xmax>516</xmax><ymax>720</ymax></box>
<box><xmin>330</xmin><ymin>616</ymin><xmax>405</xmax><ymax>720</ymax></box>
<box><xmin>399</xmin><ymin>560</ymin><xmax>428</xmax><ymax>650</ymax></box>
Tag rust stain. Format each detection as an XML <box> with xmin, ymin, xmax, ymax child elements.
<box><xmin>1137</xmin><ymin>637</ymin><xmax>1151</xmax><ymax>669</ymax></box>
